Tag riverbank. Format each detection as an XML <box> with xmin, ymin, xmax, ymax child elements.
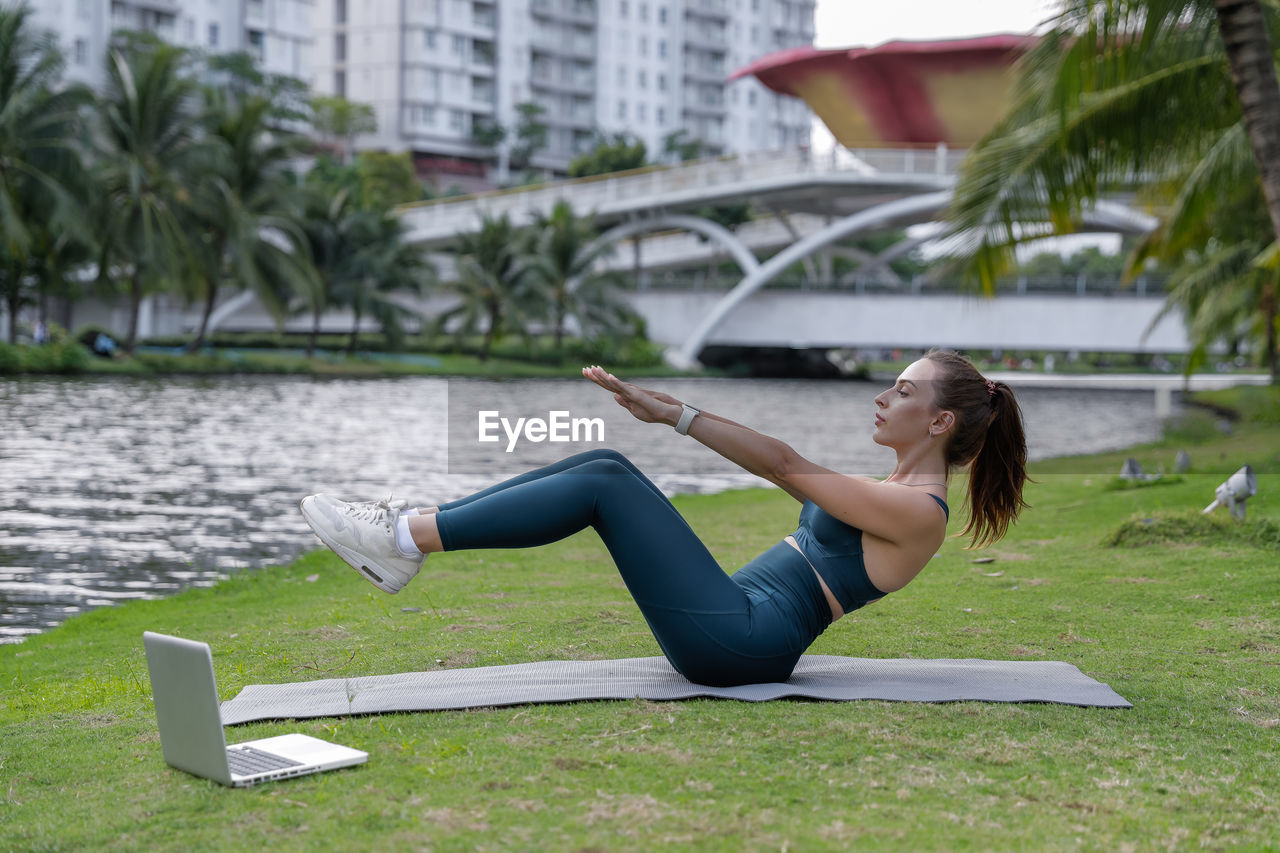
<box><xmin>0</xmin><ymin>334</ymin><xmax>712</xmax><ymax>380</ymax></box>
<box><xmin>2</xmin><ymin>387</ymin><xmax>1277</xmax><ymax>850</ymax></box>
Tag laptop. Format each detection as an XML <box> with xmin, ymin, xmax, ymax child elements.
<box><xmin>142</xmin><ymin>631</ymin><xmax>368</xmax><ymax>787</ymax></box>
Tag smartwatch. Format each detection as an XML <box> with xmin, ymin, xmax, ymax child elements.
<box><xmin>675</xmin><ymin>403</ymin><xmax>700</xmax><ymax>435</ymax></box>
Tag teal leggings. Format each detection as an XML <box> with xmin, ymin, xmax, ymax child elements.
<box><xmin>434</xmin><ymin>448</ymin><xmax>831</xmax><ymax>686</ymax></box>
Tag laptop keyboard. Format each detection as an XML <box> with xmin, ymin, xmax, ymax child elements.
<box><xmin>226</xmin><ymin>746</ymin><xmax>305</xmax><ymax>776</ymax></box>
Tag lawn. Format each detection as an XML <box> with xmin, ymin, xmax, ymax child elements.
<box><xmin>2</xmin><ymin>389</ymin><xmax>1277</xmax><ymax>851</ymax></box>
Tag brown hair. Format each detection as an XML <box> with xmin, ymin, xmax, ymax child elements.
<box><xmin>924</xmin><ymin>349</ymin><xmax>1029</xmax><ymax>548</ymax></box>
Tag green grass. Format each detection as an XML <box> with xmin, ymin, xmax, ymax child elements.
<box><xmin>3</xmin><ymin>391</ymin><xmax>1279</xmax><ymax>850</ymax></box>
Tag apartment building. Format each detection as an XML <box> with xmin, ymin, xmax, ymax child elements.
<box><xmin>30</xmin><ymin>0</ymin><xmax>311</xmax><ymax>89</ymax></box>
<box><xmin>310</xmin><ymin>0</ymin><xmax>814</xmax><ymax>179</ymax></box>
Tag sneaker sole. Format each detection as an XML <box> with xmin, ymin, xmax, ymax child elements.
<box><xmin>299</xmin><ymin>497</ymin><xmax>404</xmax><ymax>594</ymax></box>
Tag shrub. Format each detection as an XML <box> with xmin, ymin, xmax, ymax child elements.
<box><xmin>0</xmin><ymin>342</ymin><xmax>21</xmax><ymax>373</ymax></box>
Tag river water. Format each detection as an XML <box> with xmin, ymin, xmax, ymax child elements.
<box><xmin>0</xmin><ymin>374</ymin><xmax>1171</xmax><ymax>642</ymax></box>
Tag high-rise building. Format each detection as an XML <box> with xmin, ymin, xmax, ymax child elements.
<box><xmin>310</xmin><ymin>0</ymin><xmax>814</xmax><ymax>182</ymax></box>
<box><xmin>30</xmin><ymin>0</ymin><xmax>311</xmax><ymax>90</ymax></box>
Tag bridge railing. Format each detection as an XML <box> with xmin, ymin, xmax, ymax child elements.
<box><xmin>623</xmin><ymin>272</ymin><xmax>1169</xmax><ymax>297</ymax></box>
<box><xmin>399</xmin><ymin>145</ymin><xmax>967</xmax><ymax>243</ymax></box>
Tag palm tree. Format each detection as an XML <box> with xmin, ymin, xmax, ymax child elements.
<box><xmin>183</xmin><ymin>89</ymin><xmax>312</xmax><ymax>351</ymax></box>
<box><xmin>433</xmin><ymin>213</ymin><xmax>540</xmax><ymax>361</ymax></box>
<box><xmin>340</xmin><ymin>208</ymin><xmax>435</xmax><ymax>353</ymax></box>
<box><xmin>947</xmin><ymin>0</ymin><xmax>1280</xmax><ymax>378</ymax></box>
<box><xmin>296</xmin><ymin>184</ymin><xmax>368</xmax><ymax>357</ymax></box>
<box><xmin>525</xmin><ymin>200</ymin><xmax>643</xmax><ymax>359</ymax></box>
<box><xmin>91</xmin><ymin>36</ymin><xmax>204</xmax><ymax>353</ymax></box>
<box><xmin>0</xmin><ymin>4</ymin><xmax>89</xmax><ymax>342</ymax></box>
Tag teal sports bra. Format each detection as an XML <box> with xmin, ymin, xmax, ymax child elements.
<box><xmin>790</xmin><ymin>494</ymin><xmax>949</xmax><ymax>613</ymax></box>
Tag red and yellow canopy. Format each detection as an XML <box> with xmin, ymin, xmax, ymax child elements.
<box><xmin>730</xmin><ymin>35</ymin><xmax>1035</xmax><ymax>148</ymax></box>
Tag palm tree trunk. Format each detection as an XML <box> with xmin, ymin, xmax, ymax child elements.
<box><xmin>554</xmin><ymin>295</ymin><xmax>566</xmax><ymax>358</ymax></box>
<box><xmin>125</xmin><ymin>273</ymin><xmax>143</xmax><ymax>354</ymax></box>
<box><xmin>308</xmin><ymin>308</ymin><xmax>321</xmax><ymax>358</ymax></box>
<box><xmin>347</xmin><ymin>307</ymin><xmax>361</xmax><ymax>355</ymax></box>
<box><xmin>1263</xmin><ymin>278</ymin><xmax>1278</xmax><ymax>382</ymax></box>
<box><xmin>480</xmin><ymin>304</ymin><xmax>500</xmax><ymax>362</ymax></box>
<box><xmin>6</xmin><ymin>283</ymin><xmax>19</xmax><ymax>345</ymax></box>
<box><xmin>1215</xmin><ymin>0</ymin><xmax>1280</xmax><ymax>245</ymax></box>
<box><xmin>187</xmin><ymin>278</ymin><xmax>219</xmax><ymax>353</ymax></box>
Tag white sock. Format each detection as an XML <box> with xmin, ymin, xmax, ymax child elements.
<box><xmin>395</xmin><ymin>515</ymin><xmax>423</xmax><ymax>557</ymax></box>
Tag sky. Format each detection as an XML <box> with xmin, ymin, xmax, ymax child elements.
<box><xmin>812</xmin><ymin>0</ymin><xmax>1058</xmax><ymax>50</ymax></box>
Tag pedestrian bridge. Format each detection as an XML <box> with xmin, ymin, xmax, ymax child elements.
<box><xmin>396</xmin><ymin>145</ymin><xmax>1162</xmax><ymax>367</ymax></box>
<box><xmin>624</xmin><ymin>283</ymin><xmax>1188</xmax><ymax>355</ymax></box>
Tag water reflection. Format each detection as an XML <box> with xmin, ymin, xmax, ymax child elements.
<box><xmin>0</xmin><ymin>374</ymin><xmax>1167</xmax><ymax>642</ymax></box>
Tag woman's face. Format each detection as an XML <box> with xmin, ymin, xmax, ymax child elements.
<box><xmin>871</xmin><ymin>358</ymin><xmax>946</xmax><ymax>448</ymax></box>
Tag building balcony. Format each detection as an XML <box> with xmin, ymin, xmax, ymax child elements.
<box><xmin>530</xmin><ymin>0</ymin><xmax>597</xmax><ymax>25</ymax></box>
<box><xmin>684</xmin><ymin>0</ymin><xmax>729</xmax><ymax>20</ymax></box>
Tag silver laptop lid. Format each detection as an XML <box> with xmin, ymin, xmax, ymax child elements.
<box><xmin>142</xmin><ymin>631</ymin><xmax>233</xmax><ymax>785</ymax></box>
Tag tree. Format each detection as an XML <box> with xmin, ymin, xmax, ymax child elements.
<box><xmin>947</xmin><ymin>0</ymin><xmax>1280</xmax><ymax>379</ymax></box>
<box><xmin>354</xmin><ymin>150</ymin><xmax>424</xmax><ymax>210</ymax></box>
<box><xmin>568</xmin><ymin>132</ymin><xmax>648</xmax><ymax>177</ymax></box>
<box><xmin>183</xmin><ymin>88</ymin><xmax>314</xmax><ymax>351</ymax></box>
<box><xmin>433</xmin><ymin>213</ymin><xmax>540</xmax><ymax>361</ymax></box>
<box><xmin>296</xmin><ymin>185</ymin><xmax>363</xmax><ymax>357</ymax></box>
<box><xmin>339</xmin><ymin>208</ymin><xmax>436</xmax><ymax>353</ymax></box>
<box><xmin>509</xmin><ymin>101</ymin><xmax>549</xmax><ymax>173</ymax></box>
<box><xmin>662</xmin><ymin>129</ymin><xmax>704</xmax><ymax>163</ymax></box>
<box><xmin>310</xmin><ymin>94</ymin><xmax>376</xmax><ymax>164</ymax></box>
<box><xmin>91</xmin><ymin>35</ymin><xmax>205</xmax><ymax>354</ymax></box>
<box><xmin>0</xmin><ymin>4</ymin><xmax>90</xmax><ymax>343</ymax></box>
<box><xmin>525</xmin><ymin>200</ymin><xmax>642</xmax><ymax>357</ymax></box>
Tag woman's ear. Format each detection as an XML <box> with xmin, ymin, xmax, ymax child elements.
<box><xmin>932</xmin><ymin>410</ymin><xmax>955</xmax><ymax>437</ymax></box>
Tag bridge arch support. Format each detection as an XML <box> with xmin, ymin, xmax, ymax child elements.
<box><xmin>582</xmin><ymin>214</ymin><xmax>761</xmax><ymax>293</ymax></box>
<box><xmin>666</xmin><ymin>192</ymin><xmax>1160</xmax><ymax>369</ymax></box>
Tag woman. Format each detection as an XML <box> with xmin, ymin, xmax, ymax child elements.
<box><xmin>300</xmin><ymin>349</ymin><xmax>1028</xmax><ymax>687</ymax></box>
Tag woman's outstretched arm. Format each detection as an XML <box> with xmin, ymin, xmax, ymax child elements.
<box><xmin>581</xmin><ymin>366</ymin><xmax>942</xmax><ymax>544</ymax></box>
<box><xmin>581</xmin><ymin>365</ymin><xmax>803</xmax><ymax>500</ymax></box>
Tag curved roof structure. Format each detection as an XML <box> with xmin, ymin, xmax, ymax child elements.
<box><xmin>729</xmin><ymin>34</ymin><xmax>1035</xmax><ymax>148</ymax></box>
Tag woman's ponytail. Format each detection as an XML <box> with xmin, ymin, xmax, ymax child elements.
<box><xmin>923</xmin><ymin>351</ymin><xmax>1029</xmax><ymax>548</ymax></box>
<box><xmin>963</xmin><ymin>382</ymin><xmax>1028</xmax><ymax>548</ymax></box>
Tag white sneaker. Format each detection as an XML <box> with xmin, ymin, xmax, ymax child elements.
<box><xmin>299</xmin><ymin>494</ymin><xmax>424</xmax><ymax>593</ymax></box>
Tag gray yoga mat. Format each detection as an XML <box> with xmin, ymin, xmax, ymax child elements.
<box><xmin>220</xmin><ymin>655</ymin><xmax>1131</xmax><ymax>724</ymax></box>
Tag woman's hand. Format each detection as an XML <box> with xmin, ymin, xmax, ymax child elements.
<box><xmin>582</xmin><ymin>365</ymin><xmax>681</xmax><ymax>426</ymax></box>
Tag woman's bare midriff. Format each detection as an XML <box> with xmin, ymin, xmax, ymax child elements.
<box><xmin>784</xmin><ymin>536</ymin><xmax>844</xmax><ymax>622</ymax></box>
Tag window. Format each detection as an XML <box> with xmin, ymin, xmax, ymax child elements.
<box><xmin>74</xmin><ymin>38</ymin><xmax>87</xmax><ymax>65</ymax></box>
<box><xmin>453</xmin><ymin>34</ymin><xmax>467</xmax><ymax>54</ymax></box>
<box><xmin>449</xmin><ymin>109</ymin><xmax>465</xmax><ymax>130</ymax></box>
<box><xmin>617</xmin><ymin>100</ymin><xmax>627</xmax><ymax>119</ymax></box>
<box><xmin>658</xmin><ymin>39</ymin><xmax>666</xmax><ymax>58</ymax></box>
<box><xmin>76</xmin><ymin>0</ymin><xmax>91</xmax><ymax>17</ymax></box>
<box><xmin>336</xmin><ymin>0</ymin><xmax>347</xmax><ymax>23</ymax></box>
<box><xmin>637</xmin><ymin>103</ymin><xmax>646</xmax><ymax>121</ymax></box>
<box><xmin>656</xmin><ymin>106</ymin><xmax>665</xmax><ymax>125</ymax></box>
<box><xmin>424</xmin><ymin>28</ymin><xmax>437</xmax><ymax>48</ymax></box>
<box><xmin>334</xmin><ymin>70</ymin><xmax>346</xmax><ymax>97</ymax></box>
<box><xmin>748</xmin><ymin>89</ymin><xmax>756</xmax><ymax>106</ymax></box>
<box><xmin>185</xmin><ymin>17</ymin><xmax>195</xmax><ymax>40</ymax></box>
<box><xmin>248</xmin><ymin>30</ymin><xmax>264</xmax><ymax>61</ymax></box>
<box><xmin>617</xmin><ymin>66</ymin><xmax>626</xmax><ymax>85</ymax></box>
<box><xmin>638</xmin><ymin>35</ymin><xmax>647</xmax><ymax>56</ymax></box>
<box><xmin>208</xmin><ymin>22</ymin><xmax>219</xmax><ymax>47</ymax></box>
<box><xmin>334</xmin><ymin>33</ymin><xmax>346</xmax><ymax>62</ymax></box>
<box><xmin>658</xmin><ymin>6</ymin><xmax>666</xmax><ymax>24</ymax></box>
<box><xmin>619</xmin><ymin>0</ymin><xmax>628</xmax><ymax>17</ymax></box>
<box><xmin>637</xmin><ymin>69</ymin><xmax>646</xmax><ymax>89</ymax></box>
<box><xmin>639</xmin><ymin>2</ymin><xmax>647</xmax><ymax>21</ymax></box>
<box><xmin>657</xmin><ymin>73</ymin><xmax>666</xmax><ymax>91</ymax></box>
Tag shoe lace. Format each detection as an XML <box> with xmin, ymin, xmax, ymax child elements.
<box><xmin>344</xmin><ymin>495</ymin><xmax>407</xmax><ymax>530</ymax></box>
